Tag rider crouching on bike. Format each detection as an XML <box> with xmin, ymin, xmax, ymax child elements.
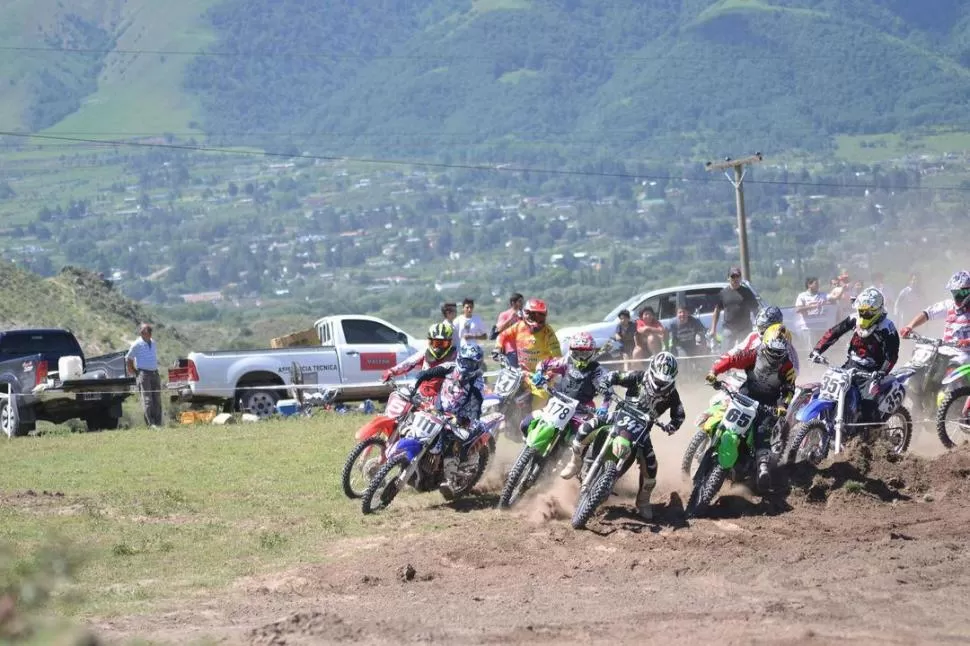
<box><xmin>561</xmin><ymin>352</ymin><xmax>685</xmax><ymax>520</ymax></box>
<box><xmin>706</xmin><ymin>324</ymin><xmax>796</xmax><ymax>491</ymax></box>
<box><xmin>900</xmin><ymin>269</ymin><xmax>970</xmax><ymax>366</ymax></box>
<box><xmin>522</xmin><ymin>332</ymin><xmax>613</xmax><ymax>442</ymax></box>
<box><xmin>809</xmin><ymin>287</ymin><xmax>900</xmax><ymax>428</ymax></box>
<box><xmin>382</xmin><ymin>322</ymin><xmax>457</xmax><ymax>398</ymax></box>
<box><xmin>411</xmin><ymin>344</ymin><xmax>487</xmax><ymax>499</ymax></box>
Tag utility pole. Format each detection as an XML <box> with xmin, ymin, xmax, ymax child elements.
<box><xmin>705</xmin><ymin>152</ymin><xmax>763</xmax><ymax>282</ymax></box>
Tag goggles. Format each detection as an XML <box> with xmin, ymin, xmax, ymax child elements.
<box><xmin>570</xmin><ymin>349</ymin><xmax>595</xmax><ymax>362</ymax></box>
<box><xmin>856</xmin><ymin>307</ymin><xmax>879</xmax><ymax>320</ymax></box>
<box><xmin>429</xmin><ymin>338</ymin><xmax>452</xmax><ymax>349</ymax></box>
<box><xmin>952</xmin><ymin>288</ymin><xmax>970</xmax><ymax>302</ymax></box>
<box><xmin>526</xmin><ymin>312</ymin><xmax>546</xmax><ymax>324</ymax></box>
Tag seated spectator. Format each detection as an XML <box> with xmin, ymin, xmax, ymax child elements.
<box><xmin>632</xmin><ymin>306</ymin><xmax>665</xmax><ymax>366</ymax></box>
<box><xmin>668</xmin><ymin>307</ymin><xmax>707</xmax><ymax>357</ymax></box>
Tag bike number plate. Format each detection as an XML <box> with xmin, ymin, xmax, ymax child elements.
<box><xmin>409</xmin><ymin>412</ymin><xmax>444</xmax><ymax>439</ymax></box>
<box><xmin>492</xmin><ymin>369</ymin><xmax>522</xmax><ymax>398</ymax></box>
<box><xmin>540</xmin><ymin>395</ymin><xmax>579</xmax><ymax>429</ymax></box>
<box><xmin>819</xmin><ymin>368</ymin><xmax>851</xmax><ymax>402</ymax></box>
<box><xmin>909</xmin><ymin>346</ymin><xmax>934</xmax><ymax>367</ymax></box>
<box><xmin>722</xmin><ymin>398</ymin><xmax>758</xmax><ymax>434</ymax></box>
<box><xmin>877</xmin><ymin>381</ymin><xmax>905</xmax><ymax>415</ymax></box>
<box><xmin>614</xmin><ymin>407</ymin><xmax>647</xmax><ymax>435</ymax></box>
<box><xmin>385</xmin><ymin>391</ymin><xmax>410</xmax><ymax>418</ymax></box>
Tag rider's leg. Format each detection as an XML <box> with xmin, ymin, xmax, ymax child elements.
<box><xmin>560</xmin><ymin>412</ymin><xmax>609</xmax><ymax>479</ymax></box>
<box><xmin>635</xmin><ymin>441</ymin><xmax>658</xmax><ymax>520</ymax></box>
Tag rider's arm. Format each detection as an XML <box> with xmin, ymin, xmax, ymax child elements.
<box><xmin>387</xmin><ymin>351</ymin><xmax>423</xmax><ymax>378</ymax></box>
<box><xmin>608</xmin><ymin>370</ymin><xmax>642</xmax><ymax>390</ymax></box>
<box><xmin>545</xmin><ymin>326</ymin><xmax>563</xmax><ymax>358</ymax></box>
<box><xmin>711</xmin><ymin>348</ymin><xmax>756</xmax><ymax>375</ymax></box>
<box><xmin>882</xmin><ymin>329</ymin><xmax>901</xmax><ymax>373</ymax></box>
<box><xmin>667</xmin><ymin>389</ymin><xmax>686</xmax><ymax>430</ymax></box>
<box><xmin>710</xmin><ymin>303</ymin><xmax>722</xmax><ymax>337</ymax></box>
<box><xmin>813</xmin><ymin>316</ymin><xmax>854</xmax><ymax>354</ymax></box>
<box><xmin>777</xmin><ymin>361</ymin><xmax>797</xmax><ymax>407</ymax></box>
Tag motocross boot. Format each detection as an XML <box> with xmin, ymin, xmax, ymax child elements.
<box><xmin>559</xmin><ymin>440</ymin><xmax>584</xmax><ymax>479</ymax></box>
<box><xmin>439</xmin><ymin>456</ymin><xmax>460</xmax><ymax>500</ymax></box>
<box><xmin>755</xmin><ymin>450</ymin><xmax>772</xmax><ymax>493</ymax></box>
<box><xmin>635</xmin><ymin>477</ymin><xmax>656</xmax><ymax>520</ymax></box>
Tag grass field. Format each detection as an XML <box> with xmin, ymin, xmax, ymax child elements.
<box><xmin>0</xmin><ymin>413</ymin><xmax>394</xmax><ymax>627</ymax></box>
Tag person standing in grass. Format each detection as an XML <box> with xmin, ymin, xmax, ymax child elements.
<box><xmin>126</xmin><ymin>323</ymin><xmax>163</xmax><ymax>428</ymax></box>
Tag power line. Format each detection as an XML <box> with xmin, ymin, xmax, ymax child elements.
<box><xmin>0</xmin><ymin>130</ymin><xmax>964</xmax><ymax>193</ymax></box>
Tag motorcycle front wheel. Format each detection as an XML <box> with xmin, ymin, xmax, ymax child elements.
<box><xmin>787</xmin><ymin>420</ymin><xmax>828</xmax><ymax>467</ymax></box>
<box><xmin>571</xmin><ymin>461</ymin><xmax>617</xmax><ymax>530</ymax></box>
<box><xmin>341</xmin><ymin>436</ymin><xmax>387</xmax><ymax>499</ymax></box>
<box><xmin>361</xmin><ymin>454</ymin><xmax>409</xmax><ymax>515</ymax></box>
<box><xmin>936</xmin><ymin>388</ymin><xmax>970</xmax><ymax>449</ymax></box>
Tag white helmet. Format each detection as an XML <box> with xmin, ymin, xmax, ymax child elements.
<box><xmin>945</xmin><ymin>270</ymin><xmax>970</xmax><ymax>310</ymax></box>
<box><xmin>643</xmin><ymin>352</ymin><xmax>678</xmax><ymax>396</ymax></box>
<box><xmin>853</xmin><ymin>287</ymin><xmax>886</xmax><ymax>338</ymax></box>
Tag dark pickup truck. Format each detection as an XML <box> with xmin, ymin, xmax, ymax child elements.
<box><xmin>0</xmin><ymin>329</ymin><xmax>136</xmax><ymax>437</ymax></box>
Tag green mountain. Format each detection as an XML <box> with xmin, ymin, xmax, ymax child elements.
<box><xmin>3</xmin><ymin>0</ymin><xmax>970</xmax><ymax>157</ymax></box>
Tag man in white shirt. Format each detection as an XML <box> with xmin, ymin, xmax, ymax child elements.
<box><xmin>793</xmin><ymin>277</ymin><xmax>837</xmax><ymax>349</ymax></box>
<box><xmin>454</xmin><ymin>298</ymin><xmax>488</xmax><ymax>347</ymax></box>
<box><xmin>126</xmin><ymin>322</ymin><xmax>163</xmax><ymax>427</ymax></box>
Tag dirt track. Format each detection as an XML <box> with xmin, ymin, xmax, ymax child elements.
<box><xmin>94</xmin><ymin>385</ymin><xmax>970</xmax><ymax>646</ymax></box>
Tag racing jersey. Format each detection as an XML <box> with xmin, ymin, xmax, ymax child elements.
<box><xmin>608</xmin><ymin>371</ymin><xmax>686</xmax><ymax>432</ymax></box>
<box><xmin>386</xmin><ymin>348</ymin><xmax>457</xmax><ymax>398</ymax></box>
<box><xmin>815</xmin><ymin>315</ymin><xmax>900</xmax><ymax>374</ymax></box>
<box><xmin>711</xmin><ymin>349</ymin><xmax>796</xmax><ymax>407</ymax></box>
<box><xmin>537</xmin><ymin>356</ymin><xmax>612</xmax><ymax>407</ymax></box>
<box><xmin>497</xmin><ymin>321</ymin><xmax>562</xmax><ymax>372</ymax></box>
<box><xmin>924</xmin><ymin>299</ymin><xmax>970</xmax><ymax>363</ymax></box>
<box><xmin>413</xmin><ymin>364</ymin><xmax>485</xmax><ymax>424</ymax></box>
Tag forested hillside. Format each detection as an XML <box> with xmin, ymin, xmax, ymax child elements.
<box><xmin>2</xmin><ymin>1</ymin><xmax>970</xmax><ymax>158</ymax></box>
<box><xmin>184</xmin><ymin>0</ymin><xmax>970</xmax><ymax>158</ymax></box>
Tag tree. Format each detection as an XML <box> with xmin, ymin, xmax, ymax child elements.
<box><xmin>228</xmin><ymin>182</ymin><xmax>239</xmax><ymax>197</ymax></box>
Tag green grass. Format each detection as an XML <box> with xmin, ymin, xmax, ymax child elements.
<box><xmin>0</xmin><ymin>413</ymin><xmax>396</xmax><ymax>619</ymax></box>
<box><xmin>835</xmin><ymin>129</ymin><xmax>970</xmax><ymax>163</ymax></box>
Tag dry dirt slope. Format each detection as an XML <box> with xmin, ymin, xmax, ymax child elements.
<box><xmin>95</xmin><ymin>443</ymin><xmax>970</xmax><ymax>646</ymax></box>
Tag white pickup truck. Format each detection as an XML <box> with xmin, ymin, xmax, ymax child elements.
<box><xmin>556</xmin><ymin>281</ymin><xmax>805</xmax><ymax>358</ymax></box>
<box><xmin>167</xmin><ymin>315</ymin><xmax>427</xmax><ymax>416</ymax></box>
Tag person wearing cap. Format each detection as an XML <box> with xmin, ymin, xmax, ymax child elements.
<box><xmin>710</xmin><ymin>266</ymin><xmax>759</xmax><ymax>352</ymax></box>
<box><xmin>126</xmin><ymin>323</ymin><xmax>163</xmax><ymax>427</ymax></box>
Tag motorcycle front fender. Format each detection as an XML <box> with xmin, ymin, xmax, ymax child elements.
<box><xmin>942</xmin><ymin>363</ymin><xmax>970</xmax><ymax>388</ymax></box>
<box><xmin>526</xmin><ymin>421</ymin><xmax>559</xmax><ymax>453</ymax></box>
<box><xmin>795</xmin><ymin>397</ymin><xmax>836</xmax><ymax>424</ymax></box>
<box><xmin>717</xmin><ymin>431</ymin><xmax>741</xmax><ymax>469</ymax></box>
<box><xmin>387</xmin><ymin>437</ymin><xmax>424</xmax><ymax>462</ymax></box>
<box><xmin>356</xmin><ymin>415</ymin><xmax>396</xmax><ymax>441</ymax></box>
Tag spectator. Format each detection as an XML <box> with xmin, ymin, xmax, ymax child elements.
<box><xmin>441</xmin><ymin>302</ymin><xmax>459</xmax><ymax>347</ymax></box>
<box><xmin>633</xmin><ymin>306</ymin><xmax>666</xmax><ymax>365</ymax></box>
<box><xmin>710</xmin><ymin>266</ymin><xmax>759</xmax><ymax>351</ymax></box>
<box><xmin>492</xmin><ymin>292</ymin><xmax>524</xmax><ymax>340</ymax></box>
<box><xmin>794</xmin><ymin>276</ymin><xmax>837</xmax><ymax>348</ymax></box>
<box><xmin>894</xmin><ymin>272</ymin><xmax>922</xmax><ymax>322</ymax></box>
<box><xmin>668</xmin><ymin>306</ymin><xmax>707</xmax><ymax>357</ymax></box>
<box><xmin>612</xmin><ymin>309</ymin><xmax>637</xmax><ymax>369</ymax></box>
<box><xmin>455</xmin><ymin>298</ymin><xmax>488</xmax><ymax>347</ymax></box>
<box><xmin>126</xmin><ymin>323</ymin><xmax>163</xmax><ymax>428</ymax></box>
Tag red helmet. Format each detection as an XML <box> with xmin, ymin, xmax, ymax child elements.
<box><xmin>523</xmin><ymin>298</ymin><xmax>548</xmax><ymax>331</ymax></box>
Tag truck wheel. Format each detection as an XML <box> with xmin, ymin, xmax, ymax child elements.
<box><xmin>0</xmin><ymin>400</ymin><xmax>31</xmax><ymax>438</ymax></box>
<box><xmin>240</xmin><ymin>388</ymin><xmax>280</xmax><ymax>418</ymax></box>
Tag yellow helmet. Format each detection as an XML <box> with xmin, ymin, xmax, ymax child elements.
<box><xmin>760</xmin><ymin>324</ymin><xmax>791</xmax><ymax>365</ymax></box>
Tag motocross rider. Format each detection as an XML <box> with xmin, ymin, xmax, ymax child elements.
<box><xmin>560</xmin><ymin>352</ymin><xmax>685</xmax><ymax>521</ymax></box>
<box><xmin>411</xmin><ymin>344</ymin><xmax>488</xmax><ymax>499</ymax></box>
<box><xmin>731</xmin><ymin>305</ymin><xmax>801</xmax><ymax>372</ymax></box>
<box><xmin>809</xmin><ymin>287</ymin><xmax>900</xmax><ymax>426</ymax></box>
<box><xmin>706</xmin><ymin>323</ymin><xmax>796</xmax><ymax>492</ymax></box>
<box><xmin>494</xmin><ymin>298</ymin><xmax>562</xmax><ymax>410</ymax></box>
<box><xmin>900</xmin><ymin>269</ymin><xmax>970</xmax><ymax>366</ymax></box>
<box><xmin>382</xmin><ymin>322</ymin><xmax>457</xmax><ymax>398</ymax></box>
<box><xmin>522</xmin><ymin>332</ymin><xmax>613</xmax><ymax>440</ymax></box>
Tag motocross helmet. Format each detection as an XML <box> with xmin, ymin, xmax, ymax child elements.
<box><xmin>759</xmin><ymin>324</ymin><xmax>791</xmax><ymax>367</ymax></box>
<box><xmin>456</xmin><ymin>343</ymin><xmax>484</xmax><ymax>377</ymax></box>
<box><xmin>427</xmin><ymin>322</ymin><xmax>454</xmax><ymax>361</ymax></box>
<box><xmin>946</xmin><ymin>270</ymin><xmax>970</xmax><ymax>310</ymax></box>
<box><xmin>755</xmin><ymin>306</ymin><xmax>784</xmax><ymax>335</ymax></box>
<box><xmin>523</xmin><ymin>298</ymin><xmax>548</xmax><ymax>332</ymax></box>
<box><xmin>568</xmin><ymin>332</ymin><xmax>596</xmax><ymax>370</ymax></box>
<box><xmin>643</xmin><ymin>351</ymin><xmax>678</xmax><ymax>397</ymax></box>
<box><xmin>853</xmin><ymin>287</ymin><xmax>886</xmax><ymax>337</ymax></box>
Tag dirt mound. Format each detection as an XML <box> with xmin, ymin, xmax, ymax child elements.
<box><xmin>248</xmin><ymin>611</ymin><xmax>364</xmax><ymax>645</ymax></box>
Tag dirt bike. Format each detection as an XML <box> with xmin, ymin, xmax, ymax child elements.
<box><xmin>895</xmin><ymin>333</ymin><xmax>970</xmax><ymax>448</ymax></box>
<box><xmin>786</xmin><ymin>355</ymin><xmax>913</xmax><ymax>466</ymax></box>
<box><xmin>685</xmin><ymin>380</ymin><xmax>779</xmax><ymax>519</ymax></box>
<box><xmin>571</xmin><ymin>397</ymin><xmax>670</xmax><ymax>529</ymax></box>
<box><xmin>497</xmin><ymin>384</ymin><xmax>594</xmax><ymax>509</ymax></box>
<box><xmin>340</xmin><ymin>380</ymin><xmax>421</xmax><ymax>499</ymax></box>
<box><xmin>680</xmin><ymin>372</ymin><xmax>790</xmax><ymax>476</ymax></box>
<box><xmin>360</xmin><ymin>405</ymin><xmax>503</xmax><ymax>514</ymax></box>
<box><xmin>481</xmin><ymin>353</ymin><xmax>532</xmax><ymax>443</ymax></box>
